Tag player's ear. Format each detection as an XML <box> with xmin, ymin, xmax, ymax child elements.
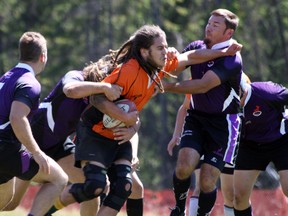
<box><xmin>227</xmin><ymin>29</ymin><xmax>234</xmax><ymax>37</ymax></box>
<box><xmin>140</xmin><ymin>48</ymin><xmax>149</xmax><ymax>59</ymax></box>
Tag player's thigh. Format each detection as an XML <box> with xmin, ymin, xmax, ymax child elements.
<box><xmin>57</xmin><ymin>154</ymin><xmax>84</xmax><ymax>183</ymax></box>
<box><xmin>31</xmin><ymin>156</ymin><xmax>68</xmax><ymax>184</ymax></box>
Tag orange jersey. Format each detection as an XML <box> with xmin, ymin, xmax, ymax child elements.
<box><xmin>92</xmin><ymin>57</ymin><xmax>178</xmax><ymax>139</ymax></box>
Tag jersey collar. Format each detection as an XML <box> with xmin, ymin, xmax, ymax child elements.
<box><xmin>211</xmin><ymin>39</ymin><xmax>233</xmax><ymax>50</ymax></box>
<box><xmin>15</xmin><ymin>63</ymin><xmax>35</xmax><ymax>76</ymax></box>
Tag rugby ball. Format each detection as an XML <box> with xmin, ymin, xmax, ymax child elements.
<box><xmin>103</xmin><ymin>99</ymin><xmax>136</xmax><ymax>128</ymax></box>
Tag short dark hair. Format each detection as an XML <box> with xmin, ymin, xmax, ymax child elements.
<box><xmin>211</xmin><ymin>8</ymin><xmax>239</xmax><ymax>31</ymax></box>
<box><xmin>19</xmin><ymin>32</ymin><xmax>47</xmax><ymax>62</ymax></box>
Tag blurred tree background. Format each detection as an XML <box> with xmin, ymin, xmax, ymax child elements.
<box><xmin>0</xmin><ymin>0</ymin><xmax>287</xmax><ymax>189</ymax></box>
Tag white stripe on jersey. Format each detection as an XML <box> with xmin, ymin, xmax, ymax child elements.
<box><xmin>39</xmin><ymin>102</ymin><xmax>55</xmax><ymax>132</ymax></box>
<box><xmin>222</xmin><ymin>88</ymin><xmax>240</xmax><ymax>112</ymax></box>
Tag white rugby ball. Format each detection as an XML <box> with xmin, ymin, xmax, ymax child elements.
<box><xmin>103</xmin><ymin>99</ymin><xmax>136</xmax><ymax>128</ymax></box>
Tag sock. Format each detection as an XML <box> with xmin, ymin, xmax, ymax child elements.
<box><xmin>224</xmin><ymin>205</ymin><xmax>235</xmax><ymax>216</ymax></box>
<box><xmin>234</xmin><ymin>206</ymin><xmax>252</xmax><ymax>216</ymax></box>
<box><xmin>189</xmin><ymin>196</ymin><xmax>199</xmax><ymax>216</ymax></box>
<box><xmin>173</xmin><ymin>172</ymin><xmax>191</xmax><ymax>213</ymax></box>
<box><xmin>197</xmin><ymin>189</ymin><xmax>217</xmax><ymax>216</ymax></box>
<box><xmin>44</xmin><ymin>197</ymin><xmax>65</xmax><ymax>216</ymax></box>
<box><xmin>126</xmin><ymin>198</ymin><xmax>143</xmax><ymax>216</ymax></box>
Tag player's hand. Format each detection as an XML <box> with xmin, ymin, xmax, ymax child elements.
<box><xmin>123</xmin><ymin>112</ymin><xmax>139</xmax><ymax>127</ymax></box>
<box><xmin>32</xmin><ymin>150</ymin><xmax>51</xmax><ymax>174</ymax></box>
<box><xmin>113</xmin><ymin>126</ymin><xmax>136</xmax><ymax>145</ymax></box>
<box><xmin>167</xmin><ymin>136</ymin><xmax>181</xmax><ymax>156</ymax></box>
<box><xmin>104</xmin><ymin>84</ymin><xmax>123</xmax><ymax>101</ymax></box>
<box><xmin>225</xmin><ymin>40</ymin><xmax>243</xmax><ymax>56</ymax></box>
<box><xmin>166</xmin><ymin>47</ymin><xmax>180</xmax><ymax>61</ymax></box>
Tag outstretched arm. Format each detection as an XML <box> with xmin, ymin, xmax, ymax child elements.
<box><xmin>172</xmin><ymin>41</ymin><xmax>242</xmax><ymax>75</ymax></box>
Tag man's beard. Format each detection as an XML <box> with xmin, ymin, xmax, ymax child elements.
<box><xmin>146</xmin><ymin>55</ymin><xmax>160</xmax><ymax>70</ymax></box>
<box><xmin>203</xmin><ymin>37</ymin><xmax>211</xmax><ymax>47</ymax></box>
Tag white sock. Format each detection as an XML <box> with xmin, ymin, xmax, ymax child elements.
<box><xmin>224</xmin><ymin>205</ymin><xmax>234</xmax><ymax>216</ymax></box>
<box><xmin>189</xmin><ymin>196</ymin><xmax>199</xmax><ymax>216</ymax></box>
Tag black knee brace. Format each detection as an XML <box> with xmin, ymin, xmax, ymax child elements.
<box><xmin>104</xmin><ymin>164</ymin><xmax>132</xmax><ymax>211</ymax></box>
<box><xmin>69</xmin><ymin>164</ymin><xmax>107</xmax><ymax>203</ymax></box>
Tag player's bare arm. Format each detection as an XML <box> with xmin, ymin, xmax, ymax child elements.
<box><xmin>90</xmin><ymin>94</ymin><xmax>138</xmax><ymax>126</ymax></box>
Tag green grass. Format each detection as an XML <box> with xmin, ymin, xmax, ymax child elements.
<box><xmin>0</xmin><ymin>207</ymin><xmax>160</xmax><ymax>216</ymax></box>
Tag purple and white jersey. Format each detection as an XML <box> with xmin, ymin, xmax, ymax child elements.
<box><xmin>31</xmin><ymin>70</ymin><xmax>88</xmax><ymax>150</ymax></box>
<box><xmin>183</xmin><ymin>39</ymin><xmax>243</xmax><ymax>114</ymax></box>
<box><xmin>242</xmin><ymin>81</ymin><xmax>288</xmax><ymax>143</ymax></box>
<box><xmin>0</xmin><ymin>63</ymin><xmax>40</xmax><ymax>142</ymax></box>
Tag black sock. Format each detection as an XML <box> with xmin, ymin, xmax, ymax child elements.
<box><xmin>172</xmin><ymin>172</ymin><xmax>191</xmax><ymax>212</ymax></box>
<box><xmin>126</xmin><ymin>198</ymin><xmax>143</xmax><ymax>216</ymax></box>
<box><xmin>234</xmin><ymin>206</ymin><xmax>252</xmax><ymax>216</ymax></box>
<box><xmin>44</xmin><ymin>206</ymin><xmax>58</xmax><ymax>216</ymax></box>
<box><xmin>197</xmin><ymin>188</ymin><xmax>217</xmax><ymax>216</ymax></box>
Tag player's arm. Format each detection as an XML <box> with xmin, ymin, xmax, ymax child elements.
<box><xmin>63</xmin><ymin>81</ymin><xmax>122</xmax><ymax>101</ymax></box>
<box><xmin>167</xmin><ymin>96</ymin><xmax>190</xmax><ymax>156</ymax></box>
<box><xmin>90</xmin><ymin>94</ymin><xmax>138</xmax><ymax>127</ymax></box>
<box><xmin>164</xmin><ymin>70</ymin><xmax>221</xmax><ymax>94</ymax></box>
<box><xmin>173</xmin><ymin>42</ymin><xmax>242</xmax><ymax>75</ymax></box>
<box><xmin>10</xmin><ymin>101</ymin><xmax>50</xmax><ymax>174</ymax></box>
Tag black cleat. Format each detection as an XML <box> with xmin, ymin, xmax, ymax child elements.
<box><xmin>169</xmin><ymin>206</ymin><xmax>185</xmax><ymax>216</ymax></box>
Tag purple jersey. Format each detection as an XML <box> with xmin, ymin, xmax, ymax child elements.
<box><xmin>183</xmin><ymin>39</ymin><xmax>243</xmax><ymax>114</ymax></box>
<box><xmin>242</xmin><ymin>81</ymin><xmax>288</xmax><ymax>143</ymax></box>
<box><xmin>0</xmin><ymin>63</ymin><xmax>40</xmax><ymax>142</ymax></box>
<box><xmin>31</xmin><ymin>70</ymin><xmax>88</xmax><ymax>150</ymax></box>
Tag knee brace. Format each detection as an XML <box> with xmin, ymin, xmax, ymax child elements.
<box><xmin>69</xmin><ymin>164</ymin><xmax>107</xmax><ymax>203</ymax></box>
<box><xmin>104</xmin><ymin>164</ymin><xmax>132</xmax><ymax>211</ymax></box>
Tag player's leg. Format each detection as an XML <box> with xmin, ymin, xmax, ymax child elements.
<box><xmin>2</xmin><ymin>178</ymin><xmax>30</xmax><ymax>210</ymax></box>
<box><xmin>126</xmin><ymin>171</ymin><xmax>144</xmax><ymax>216</ymax></box>
<box><xmin>98</xmin><ymin>159</ymin><xmax>132</xmax><ymax>216</ymax></box>
<box><xmin>57</xmin><ymin>154</ymin><xmax>100</xmax><ymax>216</ymax></box>
<box><xmin>189</xmin><ymin>168</ymin><xmax>200</xmax><ymax>216</ymax></box>
<box><xmin>197</xmin><ymin>162</ymin><xmax>221</xmax><ymax>216</ymax></box>
<box><xmin>233</xmin><ymin>170</ymin><xmax>259</xmax><ymax>216</ymax></box>
<box><xmin>220</xmin><ymin>172</ymin><xmax>234</xmax><ymax>216</ymax></box>
<box><xmin>29</xmin><ymin>156</ymin><xmax>68</xmax><ymax>216</ymax></box>
<box><xmin>171</xmin><ymin>147</ymin><xmax>200</xmax><ymax>216</ymax></box>
<box><xmin>0</xmin><ymin>178</ymin><xmax>15</xmax><ymax>210</ymax></box>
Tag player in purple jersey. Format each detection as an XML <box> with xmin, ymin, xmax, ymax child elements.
<box><xmin>233</xmin><ymin>80</ymin><xmax>288</xmax><ymax>216</ymax></box>
<box><xmin>164</xmin><ymin>9</ymin><xmax>243</xmax><ymax>216</ymax></box>
<box><xmin>0</xmin><ymin>32</ymin><xmax>69</xmax><ymax>216</ymax></box>
<box><xmin>2</xmin><ymin>54</ymin><xmax>130</xmax><ymax>216</ymax></box>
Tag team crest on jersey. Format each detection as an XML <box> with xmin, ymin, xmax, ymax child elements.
<box><xmin>253</xmin><ymin>105</ymin><xmax>262</xmax><ymax>116</ymax></box>
<box><xmin>207</xmin><ymin>61</ymin><xmax>214</xmax><ymax>67</ymax></box>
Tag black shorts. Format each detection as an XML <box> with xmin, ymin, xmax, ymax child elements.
<box><xmin>180</xmin><ymin>110</ymin><xmax>241</xmax><ymax>170</ymax></box>
<box><xmin>74</xmin><ymin>121</ymin><xmax>132</xmax><ymax>168</ymax></box>
<box><xmin>235</xmin><ymin>134</ymin><xmax>288</xmax><ymax>171</ymax></box>
<box><xmin>44</xmin><ymin>136</ymin><xmax>75</xmax><ymax>161</ymax></box>
<box><xmin>0</xmin><ymin>141</ymin><xmax>39</xmax><ymax>184</ymax></box>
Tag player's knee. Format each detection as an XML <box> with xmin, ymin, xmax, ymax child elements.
<box><xmin>104</xmin><ymin>164</ymin><xmax>132</xmax><ymax>211</ymax></box>
<box><xmin>69</xmin><ymin>164</ymin><xmax>107</xmax><ymax>203</ymax></box>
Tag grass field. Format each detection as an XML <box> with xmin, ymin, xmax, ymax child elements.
<box><xmin>0</xmin><ymin>207</ymin><xmax>159</xmax><ymax>216</ymax></box>
<box><xmin>1</xmin><ymin>187</ymin><xmax>287</xmax><ymax>215</ymax></box>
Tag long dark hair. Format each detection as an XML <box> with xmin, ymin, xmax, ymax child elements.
<box><xmin>113</xmin><ymin>25</ymin><xmax>167</xmax><ymax>91</ymax></box>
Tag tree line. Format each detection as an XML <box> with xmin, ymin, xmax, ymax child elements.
<box><xmin>0</xmin><ymin>0</ymin><xmax>287</xmax><ymax>189</ymax></box>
